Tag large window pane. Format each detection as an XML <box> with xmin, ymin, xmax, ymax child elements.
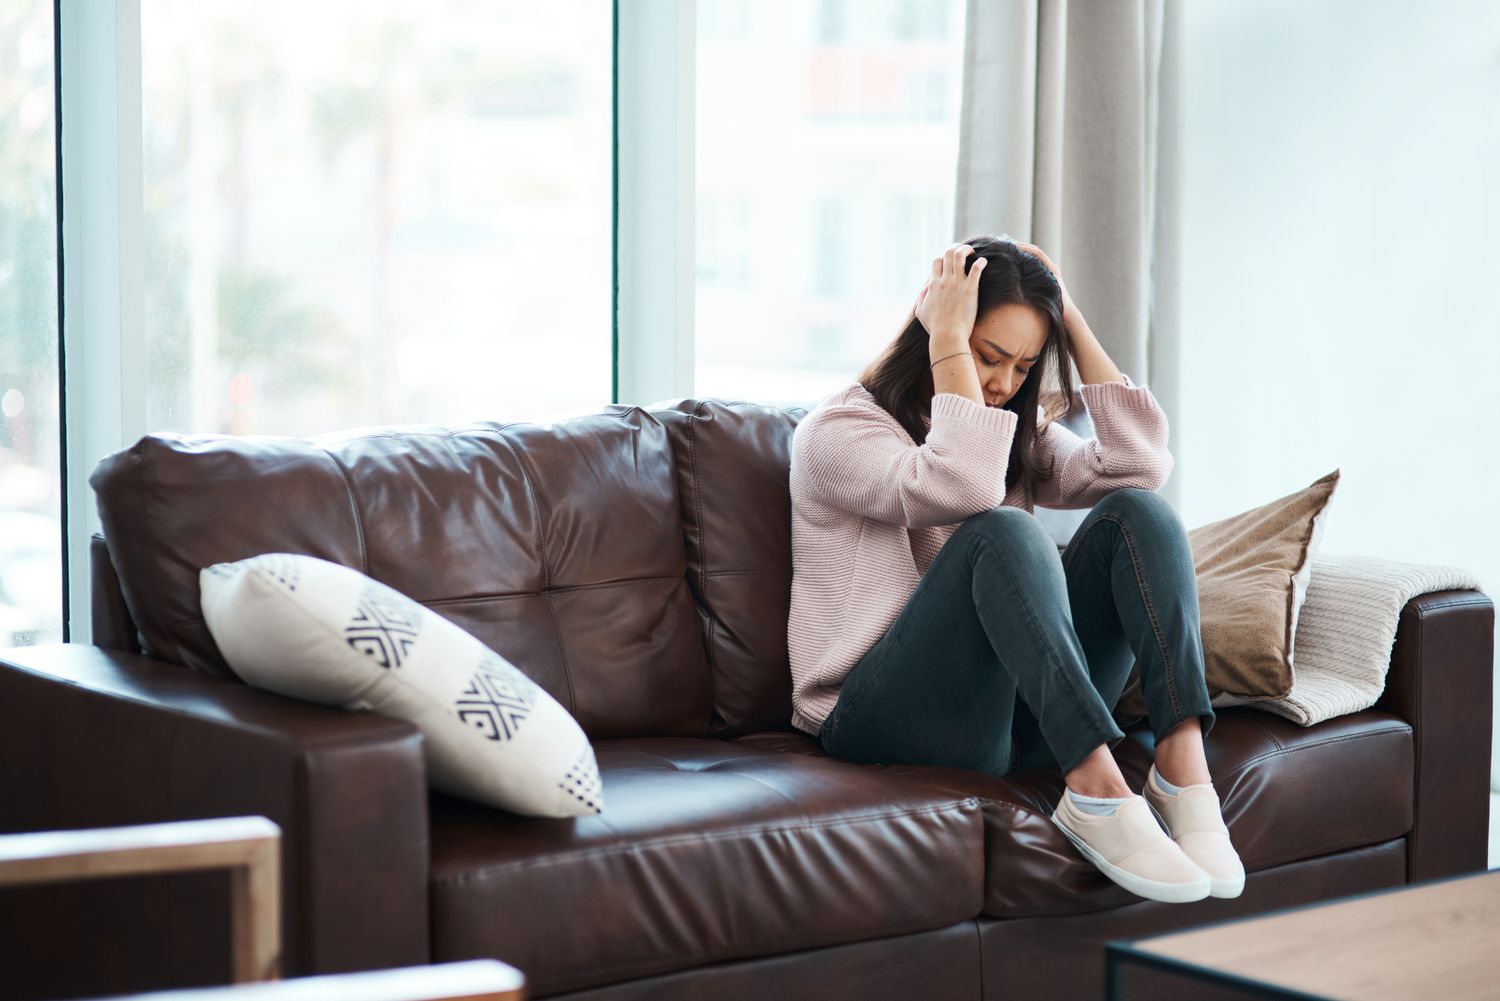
<box><xmin>140</xmin><ymin>0</ymin><xmax>612</xmax><ymax>437</ymax></box>
<box><xmin>0</xmin><ymin>0</ymin><xmax>62</xmax><ymax>647</ymax></box>
<box><xmin>695</xmin><ymin>0</ymin><xmax>967</xmax><ymax>406</ymax></box>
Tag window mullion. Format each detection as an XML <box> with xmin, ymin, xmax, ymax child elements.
<box><xmin>59</xmin><ymin>0</ymin><xmax>146</xmax><ymax>643</ymax></box>
<box><xmin>615</xmin><ymin>0</ymin><xmax>696</xmax><ymax>407</ymax></box>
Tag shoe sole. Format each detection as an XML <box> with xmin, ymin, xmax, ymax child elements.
<box><xmin>1143</xmin><ymin>797</ymin><xmax>1245</xmax><ymax>899</ymax></box>
<box><xmin>1050</xmin><ymin>813</ymin><xmax>1211</xmax><ymax>904</ymax></box>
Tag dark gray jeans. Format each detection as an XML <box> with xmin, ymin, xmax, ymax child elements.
<box><xmin>817</xmin><ymin>488</ymin><xmax>1215</xmax><ymax>778</ymax></box>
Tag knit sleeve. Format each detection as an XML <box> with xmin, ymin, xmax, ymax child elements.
<box><xmin>792</xmin><ymin>392</ymin><xmax>1018</xmax><ymax>529</ymax></box>
<box><xmin>1029</xmin><ymin>373</ymin><xmax>1174</xmax><ymax>510</ymax></box>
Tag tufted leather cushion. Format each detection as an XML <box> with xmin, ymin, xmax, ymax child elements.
<box><xmin>426</xmin><ymin>736</ymin><xmax>984</xmax><ymax>996</ymax></box>
<box><xmin>653</xmin><ymin>399</ymin><xmax>808</xmax><ymax>738</ymax></box>
<box><xmin>89</xmin><ymin>411</ymin><xmax>714</xmax><ymax>739</ymax></box>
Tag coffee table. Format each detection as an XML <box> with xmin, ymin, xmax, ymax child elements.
<box><xmin>1106</xmin><ymin>867</ymin><xmax>1500</xmax><ymax>1000</ymax></box>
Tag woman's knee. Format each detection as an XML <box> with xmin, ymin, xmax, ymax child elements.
<box><xmin>1091</xmin><ymin>488</ymin><xmax>1178</xmax><ymax>528</ymax></box>
<box><xmin>953</xmin><ymin>505</ymin><xmax>1056</xmax><ymax>556</ymax></box>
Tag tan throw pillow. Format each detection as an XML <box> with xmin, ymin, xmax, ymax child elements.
<box><xmin>1113</xmin><ymin>469</ymin><xmax>1340</xmax><ymax>721</ymax></box>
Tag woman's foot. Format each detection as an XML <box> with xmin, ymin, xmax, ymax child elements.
<box><xmin>1141</xmin><ymin>762</ymin><xmax>1245</xmax><ymax>898</ymax></box>
<box><xmin>1051</xmin><ymin>790</ymin><xmax>1211</xmax><ymax>903</ymax></box>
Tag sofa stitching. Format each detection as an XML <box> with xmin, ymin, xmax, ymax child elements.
<box><xmin>1217</xmin><ymin>726</ymin><xmax>1412</xmax><ymax>786</ymax></box>
<box><xmin>314</xmin><ymin>446</ymin><xmax>369</xmax><ymax>576</ymax></box>
<box><xmin>489</xmin><ymin>434</ymin><xmax>550</xmax><ymax>589</ymax></box>
<box><xmin>431</xmin><ymin>797</ymin><xmax>981</xmax><ymax>883</ymax></box>
<box><xmin>540</xmin><ymin>591</ymin><xmax>579</xmax><ymax>718</ymax></box>
<box><xmin>488</xmin><ymin>431</ymin><xmax>578</xmax><ymax>714</ymax></box>
<box><xmin>688</xmin><ymin>403</ymin><xmax>719</xmax><ymax>726</ymax></box>
<box><xmin>161</xmin><ymin>575</ymin><xmax>692</xmax><ymax>632</ymax></box>
<box><xmin>1247</xmin><ymin>832</ymin><xmax>1412</xmax><ymax>873</ymax></box>
<box><xmin>1413</xmin><ymin>595</ymin><xmax>1489</xmax><ymax>615</ymax></box>
<box><xmin>703</xmin><ymin>569</ymin><xmax>789</xmax><ymax>578</ymax></box>
<box><xmin>1237</xmin><ymin>716</ymin><xmax>1286</xmax><ymax>751</ymax></box>
<box><xmin>428</xmin><ymin>577</ymin><xmax>685</xmax><ymax>602</ymax></box>
<box><xmin>725</xmin><ymin>770</ymin><xmax>812</xmax><ymax>815</ymax></box>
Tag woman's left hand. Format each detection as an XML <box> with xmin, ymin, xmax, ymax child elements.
<box><xmin>1014</xmin><ymin>241</ymin><xmax>1081</xmax><ymax>329</ymax></box>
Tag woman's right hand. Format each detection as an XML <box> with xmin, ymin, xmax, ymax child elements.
<box><xmin>915</xmin><ymin>243</ymin><xmax>986</xmax><ymax>345</ymax></box>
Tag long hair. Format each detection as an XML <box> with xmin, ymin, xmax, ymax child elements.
<box><xmin>855</xmin><ymin>234</ymin><xmax>1077</xmax><ymax>496</ymax></box>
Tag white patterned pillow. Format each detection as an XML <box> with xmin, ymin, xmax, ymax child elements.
<box><xmin>199</xmin><ymin>553</ymin><xmax>603</xmax><ymax>818</ymax></box>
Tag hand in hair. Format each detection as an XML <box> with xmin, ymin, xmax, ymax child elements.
<box><xmin>1013</xmin><ymin>241</ymin><xmax>1079</xmax><ymax>328</ymax></box>
<box><xmin>915</xmin><ymin>242</ymin><xmax>987</xmax><ymax>344</ymax></box>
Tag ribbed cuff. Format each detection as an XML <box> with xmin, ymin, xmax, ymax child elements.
<box><xmin>931</xmin><ymin>392</ymin><xmax>1021</xmax><ymax>436</ymax></box>
<box><xmin>1078</xmin><ymin>376</ymin><xmax>1161</xmax><ymax>422</ymax></box>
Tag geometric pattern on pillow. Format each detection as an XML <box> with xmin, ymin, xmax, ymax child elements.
<box><xmin>199</xmin><ymin>552</ymin><xmax>603</xmax><ymax>818</ymax></box>
<box><xmin>457</xmin><ymin>654</ymin><xmax>539</xmax><ymax>742</ymax></box>
<box><xmin>559</xmin><ymin>743</ymin><xmax>604</xmax><ymax>813</ymax></box>
<box><xmin>346</xmin><ymin>583</ymin><xmax>422</xmax><ymax>670</ymax></box>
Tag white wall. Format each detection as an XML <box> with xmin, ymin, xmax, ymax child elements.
<box><xmin>1176</xmin><ymin>0</ymin><xmax>1500</xmax><ymax>778</ymax></box>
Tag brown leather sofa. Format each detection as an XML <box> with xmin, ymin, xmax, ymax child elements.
<box><xmin>0</xmin><ymin>397</ymin><xmax>1493</xmax><ymax>1000</ymax></box>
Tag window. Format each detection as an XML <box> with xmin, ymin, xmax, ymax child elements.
<box><xmin>0</xmin><ymin>0</ymin><xmax>63</xmax><ymax>646</ymax></box>
<box><xmin>695</xmin><ymin>0</ymin><xmax>967</xmax><ymax>406</ymax></box>
<box><xmin>139</xmin><ymin>0</ymin><xmax>613</xmax><ymax>437</ymax></box>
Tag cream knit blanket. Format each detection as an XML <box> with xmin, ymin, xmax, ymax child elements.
<box><xmin>1213</xmin><ymin>552</ymin><xmax>1485</xmax><ymax>725</ymax></box>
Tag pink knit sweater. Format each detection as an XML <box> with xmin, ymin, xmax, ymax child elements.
<box><xmin>786</xmin><ymin>372</ymin><xmax>1174</xmax><ymax>737</ymax></box>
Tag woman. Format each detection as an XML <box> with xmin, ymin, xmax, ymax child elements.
<box><xmin>786</xmin><ymin>235</ymin><xmax>1244</xmax><ymax>904</ymax></box>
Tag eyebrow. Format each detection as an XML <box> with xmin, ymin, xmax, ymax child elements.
<box><xmin>981</xmin><ymin>339</ymin><xmax>1041</xmax><ymax>362</ymax></box>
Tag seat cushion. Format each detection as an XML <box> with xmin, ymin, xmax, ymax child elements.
<box><xmin>739</xmin><ymin>707</ymin><xmax>1413</xmax><ymax>919</ymax></box>
<box><xmin>428</xmin><ymin>736</ymin><xmax>984</xmax><ymax>997</ymax></box>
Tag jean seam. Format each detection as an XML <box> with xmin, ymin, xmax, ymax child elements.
<box><xmin>971</xmin><ymin>531</ymin><xmax>1116</xmax><ymax>768</ymax></box>
<box><xmin>1065</xmin><ymin>508</ymin><xmax>1187</xmax><ymax>725</ymax></box>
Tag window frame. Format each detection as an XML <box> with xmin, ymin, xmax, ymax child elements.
<box><xmin>55</xmin><ymin>0</ymin><xmax>696</xmax><ymax>641</ymax></box>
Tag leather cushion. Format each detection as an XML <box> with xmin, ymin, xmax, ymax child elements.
<box><xmin>738</xmin><ymin>707</ymin><xmax>1413</xmax><ymax>919</ymax></box>
<box><xmin>653</xmin><ymin>400</ymin><xmax>808</xmax><ymax>739</ymax></box>
<box><xmin>428</xmin><ymin>736</ymin><xmax>984</xmax><ymax>996</ymax></box>
<box><xmin>88</xmin><ymin>409</ymin><xmax>713</xmax><ymax>739</ymax></box>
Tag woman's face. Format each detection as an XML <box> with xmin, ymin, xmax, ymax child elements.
<box><xmin>968</xmin><ymin>303</ymin><xmax>1049</xmax><ymax>409</ymax></box>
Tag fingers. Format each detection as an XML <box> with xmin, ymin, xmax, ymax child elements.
<box><xmin>1017</xmin><ymin>241</ymin><xmax>1053</xmax><ymax>267</ymax></box>
<box><xmin>949</xmin><ymin>244</ymin><xmax>972</xmax><ymax>275</ymax></box>
<box><xmin>933</xmin><ymin>243</ymin><xmax>974</xmax><ymax>279</ymax></box>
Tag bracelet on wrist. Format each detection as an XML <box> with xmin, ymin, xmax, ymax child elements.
<box><xmin>930</xmin><ymin>350</ymin><xmax>970</xmax><ymax>369</ymax></box>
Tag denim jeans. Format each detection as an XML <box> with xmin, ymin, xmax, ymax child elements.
<box><xmin>816</xmin><ymin>488</ymin><xmax>1215</xmax><ymax>779</ymax></box>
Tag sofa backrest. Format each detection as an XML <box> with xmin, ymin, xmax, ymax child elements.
<box><xmin>89</xmin><ymin>399</ymin><xmax>807</xmax><ymax>740</ymax></box>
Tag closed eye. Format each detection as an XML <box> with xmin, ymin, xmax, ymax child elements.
<box><xmin>983</xmin><ymin>355</ymin><xmax>1031</xmax><ymax>376</ymax></box>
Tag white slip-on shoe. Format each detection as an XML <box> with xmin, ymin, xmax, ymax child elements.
<box><xmin>1142</xmin><ymin>763</ymin><xmax>1246</xmax><ymax>899</ymax></box>
<box><xmin>1051</xmin><ymin>791</ymin><xmax>1212</xmax><ymax>904</ymax></box>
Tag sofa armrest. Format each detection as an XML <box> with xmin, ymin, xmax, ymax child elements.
<box><xmin>0</xmin><ymin>643</ymin><xmax>429</xmax><ymax>995</ymax></box>
<box><xmin>1374</xmin><ymin>589</ymin><xmax>1495</xmax><ymax>881</ymax></box>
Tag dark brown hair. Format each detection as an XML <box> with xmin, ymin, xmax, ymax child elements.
<box><xmin>854</xmin><ymin>234</ymin><xmax>1077</xmax><ymax>495</ymax></box>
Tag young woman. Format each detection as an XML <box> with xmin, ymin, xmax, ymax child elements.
<box><xmin>786</xmin><ymin>235</ymin><xmax>1244</xmax><ymax>904</ymax></box>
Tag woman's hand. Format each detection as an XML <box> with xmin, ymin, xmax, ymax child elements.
<box><xmin>1014</xmin><ymin>241</ymin><xmax>1081</xmax><ymax>328</ymax></box>
<box><xmin>915</xmin><ymin>243</ymin><xmax>987</xmax><ymax>344</ymax></box>
<box><xmin>1014</xmin><ymin>239</ymin><xmax>1124</xmax><ymax>384</ymax></box>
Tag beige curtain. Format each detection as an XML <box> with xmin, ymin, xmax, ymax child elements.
<box><xmin>955</xmin><ymin>0</ymin><xmax>1184</xmax><ymax>504</ymax></box>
